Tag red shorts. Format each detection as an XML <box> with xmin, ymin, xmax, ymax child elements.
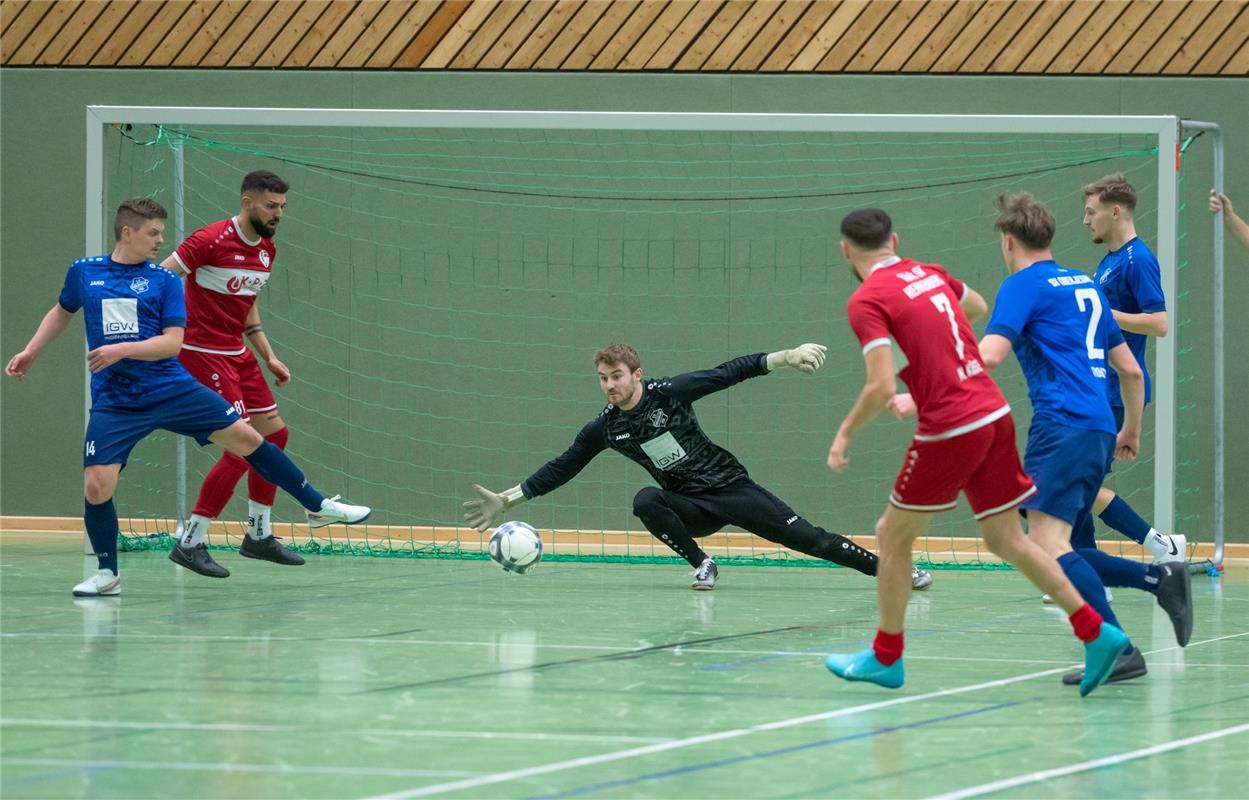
<box><xmin>890</xmin><ymin>412</ymin><xmax>1035</xmax><ymax>520</ymax></box>
<box><xmin>178</xmin><ymin>348</ymin><xmax>276</xmax><ymax>421</ymax></box>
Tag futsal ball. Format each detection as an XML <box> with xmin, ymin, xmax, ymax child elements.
<box><xmin>488</xmin><ymin>520</ymin><xmax>543</xmax><ymax>574</ymax></box>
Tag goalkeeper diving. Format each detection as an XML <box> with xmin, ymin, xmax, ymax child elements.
<box><xmin>463</xmin><ymin>343</ymin><xmax>932</xmax><ymax>591</ymax></box>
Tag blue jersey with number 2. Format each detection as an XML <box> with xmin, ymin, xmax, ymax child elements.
<box><xmin>986</xmin><ymin>260</ymin><xmax>1125</xmax><ymax>435</ymax></box>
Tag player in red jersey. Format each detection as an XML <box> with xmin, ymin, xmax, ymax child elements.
<box><xmin>161</xmin><ymin>171</ymin><xmax>320</xmax><ymax>577</ymax></box>
<box><xmin>822</xmin><ymin>208</ymin><xmax>1127</xmax><ymax>696</ymax></box>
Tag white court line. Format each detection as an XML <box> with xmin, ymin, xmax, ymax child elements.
<box><xmin>1</xmin><ymin>757</ymin><xmax>478</xmax><ymax>778</ymax></box>
<box><xmin>365</xmin><ymin>631</ymin><xmax>1249</xmax><ymax>800</ymax></box>
<box><xmin>0</xmin><ymin>719</ymin><xmax>669</xmax><ymax>744</ymax></box>
<box><xmin>927</xmin><ymin>723</ymin><xmax>1249</xmax><ymax>800</ymax></box>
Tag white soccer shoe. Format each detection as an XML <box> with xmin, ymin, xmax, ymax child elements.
<box><xmin>911</xmin><ymin>567</ymin><xmax>933</xmax><ymax>591</ymax></box>
<box><xmin>1146</xmin><ymin>532</ymin><xmax>1187</xmax><ymax>563</ymax></box>
<box><xmin>1042</xmin><ymin>587</ymin><xmax>1113</xmax><ymax>605</ymax></box>
<box><xmin>72</xmin><ymin>569</ymin><xmax>121</xmax><ymax>597</ymax></box>
<box><xmin>306</xmin><ymin>495</ymin><xmax>371</xmax><ymax>529</ymax></box>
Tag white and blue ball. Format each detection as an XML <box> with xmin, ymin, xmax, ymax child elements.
<box><xmin>488</xmin><ymin>520</ymin><xmax>543</xmax><ymax>573</ymax></box>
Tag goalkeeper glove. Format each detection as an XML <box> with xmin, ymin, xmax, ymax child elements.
<box><xmin>462</xmin><ymin>484</ymin><xmax>525</xmax><ymax>532</ymax></box>
<box><xmin>767</xmin><ymin>343</ymin><xmax>827</xmax><ymax>374</ymax></box>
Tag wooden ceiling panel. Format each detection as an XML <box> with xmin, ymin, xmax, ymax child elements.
<box><xmin>2</xmin><ymin>0</ymin><xmax>1244</xmax><ymax>75</ymax></box>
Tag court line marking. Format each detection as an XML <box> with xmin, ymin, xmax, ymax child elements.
<box><xmin>0</xmin><ymin>757</ymin><xmax>479</xmax><ymax>778</ymax></box>
<box><xmin>364</xmin><ymin>631</ymin><xmax>1249</xmax><ymax>800</ymax></box>
<box><xmin>0</xmin><ymin>719</ymin><xmax>670</xmax><ymax>744</ymax></box>
<box><xmin>926</xmin><ymin>722</ymin><xmax>1249</xmax><ymax>800</ymax></box>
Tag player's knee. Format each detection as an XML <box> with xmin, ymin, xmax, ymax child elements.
<box><xmin>83</xmin><ymin>474</ymin><xmax>115</xmax><ymax>504</ymax></box>
<box><xmin>632</xmin><ymin>487</ymin><xmax>663</xmax><ymax>518</ymax></box>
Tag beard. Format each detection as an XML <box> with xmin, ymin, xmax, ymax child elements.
<box><xmin>849</xmin><ymin>264</ymin><xmax>864</xmax><ymax>284</ymax></box>
<box><xmin>250</xmin><ymin>212</ymin><xmax>278</xmax><ymax>239</ymax></box>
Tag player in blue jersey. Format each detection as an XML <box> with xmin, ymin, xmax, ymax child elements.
<box><xmin>978</xmin><ymin>194</ymin><xmax>1192</xmax><ymax>684</ymax></box>
<box><xmin>4</xmin><ymin>199</ymin><xmax>370</xmax><ymax>597</ymax></box>
<box><xmin>1077</xmin><ymin>173</ymin><xmax>1187</xmax><ymax>564</ymax></box>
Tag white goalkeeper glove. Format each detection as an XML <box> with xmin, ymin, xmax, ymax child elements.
<box><xmin>462</xmin><ymin>484</ymin><xmax>525</xmax><ymax>533</ymax></box>
<box><xmin>767</xmin><ymin>343</ymin><xmax>827</xmax><ymax>374</ymax></box>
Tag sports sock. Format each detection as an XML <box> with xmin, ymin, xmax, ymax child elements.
<box><xmin>1098</xmin><ymin>495</ymin><xmax>1152</xmax><ymax>544</ymax></box>
<box><xmin>247</xmin><ymin>427</ymin><xmax>287</xmax><ymax>507</ymax></box>
<box><xmin>1076</xmin><ymin>548</ymin><xmax>1150</xmax><ymax>591</ymax></box>
<box><xmin>243</xmin><ymin>441</ymin><xmax>325</xmax><ymax>512</ymax></box>
<box><xmin>1067</xmin><ymin>603</ymin><xmax>1104</xmax><ymax>644</ymax></box>
<box><xmin>872</xmin><ymin>629</ymin><xmax>904</xmax><ymax>666</ymax></box>
<box><xmin>84</xmin><ymin>498</ymin><xmax>119</xmax><ymax>574</ymax></box>
<box><xmin>180</xmin><ymin>513</ymin><xmax>211</xmax><ymax>548</ymax></box>
<box><xmin>193</xmin><ymin>451</ymin><xmax>249</xmax><ymax>518</ymax></box>
<box><xmin>247</xmin><ymin>501</ymin><xmax>273</xmax><ymax>540</ymax></box>
<box><xmin>1057</xmin><ymin>551</ymin><xmax>1125</xmax><ymax>633</ymax></box>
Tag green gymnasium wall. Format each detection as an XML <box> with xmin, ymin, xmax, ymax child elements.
<box><xmin>1</xmin><ymin>70</ymin><xmax>1245</xmax><ymax>544</ymax></box>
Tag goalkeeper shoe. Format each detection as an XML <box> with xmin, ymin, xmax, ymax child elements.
<box><xmin>240</xmin><ymin>534</ymin><xmax>305</xmax><ymax>566</ymax></box>
<box><xmin>169</xmin><ymin>543</ymin><xmax>230</xmax><ymax>578</ymax></box>
<box><xmin>690</xmin><ymin>558</ymin><xmax>718</xmax><ymax>591</ymax></box>
<box><xmin>912</xmin><ymin>567</ymin><xmax>933</xmax><ymax>590</ymax></box>
<box><xmin>825</xmin><ymin>649</ymin><xmax>904</xmax><ymax>689</ymax></box>
<box><xmin>307</xmin><ymin>495</ymin><xmax>371</xmax><ymax>529</ymax></box>
<box><xmin>1079</xmin><ymin>622</ymin><xmax>1130</xmax><ymax>697</ymax></box>
<box><xmin>1062</xmin><ymin>646</ymin><xmax>1147</xmax><ymax>686</ymax></box>
<box><xmin>72</xmin><ymin>569</ymin><xmax>121</xmax><ymax>597</ymax></box>
<box><xmin>1153</xmin><ymin>561</ymin><xmax>1193</xmax><ymax>646</ymax></box>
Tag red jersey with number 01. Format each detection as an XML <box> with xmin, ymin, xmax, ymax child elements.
<box><xmin>172</xmin><ymin>217</ymin><xmax>275</xmax><ymax>356</ymax></box>
<box><xmin>846</xmin><ymin>257</ymin><xmax>1007</xmax><ymax>439</ymax></box>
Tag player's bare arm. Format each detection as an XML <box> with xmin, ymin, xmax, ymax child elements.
<box><xmin>243</xmin><ymin>303</ymin><xmax>290</xmax><ymax>386</ymax></box>
<box><xmin>87</xmin><ymin>326</ymin><xmax>184</xmax><ymax>373</ymax></box>
<box><xmin>960</xmin><ymin>286</ymin><xmax>989</xmax><ymax>323</ymax></box>
<box><xmin>4</xmin><ymin>304</ymin><xmax>74</xmax><ymax>379</ymax></box>
<box><xmin>977</xmin><ymin>333</ymin><xmax>1013</xmax><ymax>371</ymax></box>
<box><xmin>828</xmin><ymin>346</ymin><xmax>895</xmax><ymax>473</ymax></box>
<box><xmin>1111</xmin><ymin>308</ymin><xmax>1167</xmax><ymax>338</ymax></box>
<box><xmin>1108</xmin><ymin>341</ymin><xmax>1145</xmax><ymax>461</ymax></box>
<box><xmin>1210</xmin><ymin>190</ymin><xmax>1249</xmax><ymax>250</ymax></box>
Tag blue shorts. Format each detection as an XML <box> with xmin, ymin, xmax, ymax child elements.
<box><xmin>1020</xmin><ymin>421</ymin><xmax>1114</xmax><ymax>526</ymax></box>
<box><xmin>84</xmin><ymin>379</ymin><xmax>240</xmax><ymax>467</ymax></box>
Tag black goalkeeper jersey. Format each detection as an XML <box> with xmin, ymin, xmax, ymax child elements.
<box><xmin>521</xmin><ymin>353</ymin><xmax>770</xmax><ymax>498</ymax></box>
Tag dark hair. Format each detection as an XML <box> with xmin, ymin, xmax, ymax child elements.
<box><xmin>241</xmin><ymin>170</ymin><xmax>289</xmax><ymax>195</ymax></box>
<box><xmin>113</xmin><ymin>197</ymin><xmax>167</xmax><ymax>241</ymax></box>
<box><xmin>993</xmin><ymin>192</ymin><xmax>1055</xmax><ymax>250</ymax></box>
<box><xmin>594</xmin><ymin>344</ymin><xmax>641</xmax><ymax>372</ymax></box>
<box><xmin>1082</xmin><ymin>172</ymin><xmax>1137</xmax><ymax>212</ymax></box>
<box><xmin>839</xmin><ymin>208</ymin><xmax>893</xmax><ymax>249</ymax></box>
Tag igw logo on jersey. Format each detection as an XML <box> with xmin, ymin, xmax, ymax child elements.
<box><xmin>100</xmin><ymin>298</ymin><xmax>139</xmax><ymax>337</ymax></box>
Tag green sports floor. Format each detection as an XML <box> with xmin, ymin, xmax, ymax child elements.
<box><xmin>1</xmin><ymin>534</ymin><xmax>1246</xmax><ymax>800</ymax></box>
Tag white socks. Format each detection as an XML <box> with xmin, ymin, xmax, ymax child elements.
<box><xmin>181</xmin><ymin>514</ymin><xmax>210</xmax><ymax>548</ymax></box>
<box><xmin>248</xmin><ymin>501</ymin><xmax>273</xmax><ymax>540</ymax></box>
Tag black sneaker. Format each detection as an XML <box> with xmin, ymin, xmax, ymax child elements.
<box><xmin>239</xmin><ymin>535</ymin><xmax>305</xmax><ymax>566</ymax></box>
<box><xmin>1062</xmin><ymin>646</ymin><xmax>1148</xmax><ymax>685</ymax></box>
<box><xmin>169</xmin><ymin>543</ymin><xmax>230</xmax><ymax>578</ymax></box>
<box><xmin>1154</xmin><ymin>561</ymin><xmax>1193</xmax><ymax>646</ymax></box>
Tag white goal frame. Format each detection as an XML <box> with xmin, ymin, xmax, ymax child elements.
<box><xmin>85</xmin><ymin>107</ymin><xmax>1220</xmax><ymax>566</ymax></box>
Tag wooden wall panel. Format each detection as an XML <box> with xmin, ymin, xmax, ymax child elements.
<box><xmin>3</xmin><ymin>0</ymin><xmax>1246</xmax><ymax>75</ymax></box>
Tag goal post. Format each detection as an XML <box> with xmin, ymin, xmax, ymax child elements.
<box><xmin>83</xmin><ymin>106</ymin><xmax>1221</xmax><ymax>568</ymax></box>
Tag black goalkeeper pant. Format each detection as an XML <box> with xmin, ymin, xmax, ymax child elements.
<box><xmin>631</xmin><ymin>477</ymin><xmax>878</xmax><ymax>575</ymax></box>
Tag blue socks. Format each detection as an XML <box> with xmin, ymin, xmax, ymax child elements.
<box><xmin>1057</xmin><ymin>551</ymin><xmax>1125</xmax><ymax>634</ymax></box>
<box><xmin>1098</xmin><ymin>495</ymin><xmax>1152</xmax><ymax>544</ymax></box>
<box><xmin>1077</xmin><ymin>547</ymin><xmax>1153</xmax><ymax>591</ymax></box>
<box><xmin>84</xmin><ymin>498</ymin><xmax>119</xmax><ymax>574</ymax></box>
<box><xmin>243</xmin><ymin>441</ymin><xmax>325</xmax><ymax>512</ymax></box>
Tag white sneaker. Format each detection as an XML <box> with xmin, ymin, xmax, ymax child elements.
<box><xmin>1042</xmin><ymin>587</ymin><xmax>1112</xmax><ymax>605</ymax></box>
<box><xmin>72</xmin><ymin>569</ymin><xmax>120</xmax><ymax>597</ymax></box>
<box><xmin>690</xmin><ymin>558</ymin><xmax>718</xmax><ymax>590</ymax></box>
<box><xmin>911</xmin><ymin>567</ymin><xmax>933</xmax><ymax>591</ymax></box>
<box><xmin>306</xmin><ymin>495</ymin><xmax>371</xmax><ymax>529</ymax></box>
<box><xmin>1146</xmin><ymin>531</ymin><xmax>1187</xmax><ymax>563</ymax></box>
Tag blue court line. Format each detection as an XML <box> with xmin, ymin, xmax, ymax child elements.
<box><xmin>527</xmin><ymin>699</ymin><xmax>1028</xmax><ymax>799</ymax></box>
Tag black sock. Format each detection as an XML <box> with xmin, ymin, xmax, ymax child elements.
<box><xmin>84</xmin><ymin>498</ymin><xmax>119</xmax><ymax>574</ymax></box>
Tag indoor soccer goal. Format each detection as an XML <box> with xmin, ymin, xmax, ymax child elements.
<box><xmin>85</xmin><ymin>107</ymin><xmax>1225</xmax><ymax>570</ymax></box>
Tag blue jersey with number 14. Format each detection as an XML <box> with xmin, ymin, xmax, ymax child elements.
<box><xmin>986</xmin><ymin>260</ymin><xmax>1125</xmax><ymax>436</ymax></box>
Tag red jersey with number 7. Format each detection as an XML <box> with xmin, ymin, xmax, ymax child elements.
<box><xmin>846</xmin><ymin>256</ymin><xmax>1008</xmax><ymax>440</ymax></box>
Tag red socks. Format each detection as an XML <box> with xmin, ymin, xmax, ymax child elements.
<box><xmin>247</xmin><ymin>427</ymin><xmax>288</xmax><ymax>506</ymax></box>
<box><xmin>872</xmin><ymin>629</ymin><xmax>905</xmax><ymax>666</ymax></box>
<box><xmin>1068</xmin><ymin>603</ymin><xmax>1105</xmax><ymax>643</ymax></box>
